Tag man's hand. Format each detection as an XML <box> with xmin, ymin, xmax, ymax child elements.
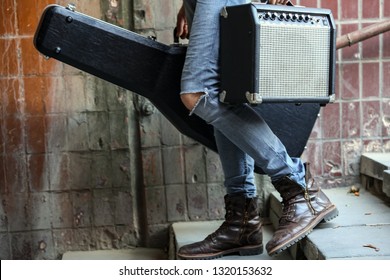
<box><xmin>268</xmin><ymin>0</ymin><xmax>290</xmax><ymax>4</ymax></box>
<box><xmin>176</xmin><ymin>4</ymin><xmax>189</xmax><ymax>39</ymax></box>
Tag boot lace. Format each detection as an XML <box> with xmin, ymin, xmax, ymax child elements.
<box><xmin>279</xmin><ymin>201</ymin><xmax>295</xmax><ymax>223</ymax></box>
<box><xmin>304</xmin><ymin>184</ymin><xmax>317</xmax><ymax>215</ymax></box>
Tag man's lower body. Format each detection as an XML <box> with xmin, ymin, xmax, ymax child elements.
<box><xmin>177</xmin><ymin>0</ymin><xmax>338</xmax><ymax>259</ymax></box>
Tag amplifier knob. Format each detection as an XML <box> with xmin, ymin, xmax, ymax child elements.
<box><xmin>323</xmin><ymin>18</ymin><xmax>329</xmax><ymax>26</ymax></box>
<box><xmin>279</xmin><ymin>13</ymin><xmax>287</xmax><ymax>21</ymax></box>
<box><xmin>298</xmin><ymin>14</ymin><xmax>304</xmax><ymax>21</ymax></box>
<box><xmin>271</xmin><ymin>12</ymin><xmax>278</xmax><ymax>20</ymax></box>
<box><xmin>292</xmin><ymin>14</ymin><xmax>298</xmax><ymax>21</ymax></box>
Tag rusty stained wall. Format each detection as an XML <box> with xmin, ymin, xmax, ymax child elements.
<box><xmin>0</xmin><ymin>0</ymin><xmax>142</xmax><ymax>259</ymax></box>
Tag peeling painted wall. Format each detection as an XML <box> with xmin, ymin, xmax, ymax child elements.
<box><xmin>0</xmin><ymin>0</ymin><xmax>141</xmax><ymax>259</ymax></box>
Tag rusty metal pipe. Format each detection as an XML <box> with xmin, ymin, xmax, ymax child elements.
<box><xmin>336</xmin><ymin>19</ymin><xmax>390</xmax><ymax>50</ymax></box>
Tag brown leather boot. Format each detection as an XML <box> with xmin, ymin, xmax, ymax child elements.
<box><xmin>266</xmin><ymin>175</ymin><xmax>338</xmax><ymax>256</ymax></box>
<box><xmin>177</xmin><ymin>194</ymin><xmax>263</xmax><ymax>259</ymax></box>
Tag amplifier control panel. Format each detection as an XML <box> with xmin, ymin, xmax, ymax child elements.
<box><xmin>258</xmin><ymin>11</ymin><xmax>330</xmax><ymax>27</ymax></box>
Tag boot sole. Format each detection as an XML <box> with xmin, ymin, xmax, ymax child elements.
<box><xmin>177</xmin><ymin>244</ymin><xmax>264</xmax><ymax>260</ymax></box>
<box><xmin>267</xmin><ymin>205</ymin><xmax>339</xmax><ymax>257</ymax></box>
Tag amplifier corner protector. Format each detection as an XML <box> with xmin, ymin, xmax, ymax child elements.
<box><xmin>221</xmin><ymin>7</ymin><xmax>228</xmax><ymax>19</ymax></box>
<box><xmin>219</xmin><ymin>90</ymin><xmax>227</xmax><ymax>103</ymax></box>
<box><xmin>329</xmin><ymin>94</ymin><xmax>336</xmax><ymax>103</ymax></box>
<box><xmin>246</xmin><ymin>92</ymin><xmax>262</xmax><ymax>104</ymax></box>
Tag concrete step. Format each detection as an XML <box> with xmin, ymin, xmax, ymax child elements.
<box><xmin>270</xmin><ymin>186</ymin><xmax>390</xmax><ymax>259</ymax></box>
<box><xmin>385</xmin><ymin>170</ymin><xmax>390</xmax><ymax>197</ymax></box>
<box><xmin>62</xmin><ymin>247</ymin><xmax>167</xmax><ymax>260</ymax></box>
<box><xmin>170</xmin><ymin>221</ymin><xmax>293</xmax><ymax>260</ymax></box>
<box><xmin>360</xmin><ymin>152</ymin><xmax>390</xmax><ymax>180</ymax></box>
<box><xmin>360</xmin><ymin>152</ymin><xmax>390</xmax><ymax>200</ymax></box>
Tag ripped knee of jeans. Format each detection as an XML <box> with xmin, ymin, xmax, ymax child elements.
<box><xmin>189</xmin><ymin>93</ymin><xmax>209</xmax><ymax>116</ymax></box>
<box><xmin>181</xmin><ymin>91</ymin><xmax>209</xmax><ymax>116</ymax></box>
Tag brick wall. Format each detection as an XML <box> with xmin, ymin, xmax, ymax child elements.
<box><xmin>297</xmin><ymin>0</ymin><xmax>390</xmax><ymax>188</ymax></box>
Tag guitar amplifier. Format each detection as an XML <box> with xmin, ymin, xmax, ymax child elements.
<box><xmin>219</xmin><ymin>3</ymin><xmax>336</xmax><ymax>105</ymax></box>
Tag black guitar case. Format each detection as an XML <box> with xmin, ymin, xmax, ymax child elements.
<box><xmin>33</xmin><ymin>5</ymin><xmax>321</xmax><ymax>174</ymax></box>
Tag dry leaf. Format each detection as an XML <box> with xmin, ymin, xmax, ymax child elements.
<box><xmin>348</xmin><ymin>185</ymin><xmax>360</xmax><ymax>196</ymax></box>
<box><xmin>363</xmin><ymin>244</ymin><xmax>380</xmax><ymax>252</ymax></box>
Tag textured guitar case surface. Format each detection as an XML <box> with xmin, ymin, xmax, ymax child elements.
<box><xmin>33</xmin><ymin>5</ymin><xmax>321</xmax><ymax>174</ymax></box>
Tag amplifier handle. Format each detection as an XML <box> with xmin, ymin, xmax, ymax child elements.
<box><xmin>260</xmin><ymin>0</ymin><xmax>294</xmax><ymax>6</ymax></box>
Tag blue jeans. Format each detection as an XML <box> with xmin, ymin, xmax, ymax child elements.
<box><xmin>181</xmin><ymin>0</ymin><xmax>306</xmax><ymax>197</ymax></box>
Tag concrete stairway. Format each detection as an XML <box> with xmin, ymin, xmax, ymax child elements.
<box><xmin>170</xmin><ymin>152</ymin><xmax>390</xmax><ymax>260</ymax></box>
<box><xmin>269</xmin><ymin>187</ymin><xmax>390</xmax><ymax>259</ymax></box>
<box><xmin>267</xmin><ymin>152</ymin><xmax>390</xmax><ymax>260</ymax></box>
<box><xmin>62</xmin><ymin>247</ymin><xmax>167</xmax><ymax>260</ymax></box>
<box><xmin>360</xmin><ymin>152</ymin><xmax>390</xmax><ymax>201</ymax></box>
<box><xmin>170</xmin><ymin>186</ymin><xmax>390</xmax><ymax>260</ymax></box>
<box><xmin>169</xmin><ymin>221</ymin><xmax>293</xmax><ymax>260</ymax></box>
<box><xmin>270</xmin><ymin>153</ymin><xmax>390</xmax><ymax>259</ymax></box>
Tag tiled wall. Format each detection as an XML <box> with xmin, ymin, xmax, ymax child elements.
<box><xmin>297</xmin><ymin>0</ymin><xmax>390</xmax><ymax>187</ymax></box>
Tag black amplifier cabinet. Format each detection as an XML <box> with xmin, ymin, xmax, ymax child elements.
<box><xmin>220</xmin><ymin>3</ymin><xmax>336</xmax><ymax>105</ymax></box>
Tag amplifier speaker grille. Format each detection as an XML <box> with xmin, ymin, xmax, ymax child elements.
<box><xmin>258</xmin><ymin>23</ymin><xmax>331</xmax><ymax>99</ymax></box>
<box><xmin>219</xmin><ymin>3</ymin><xmax>337</xmax><ymax>105</ymax></box>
